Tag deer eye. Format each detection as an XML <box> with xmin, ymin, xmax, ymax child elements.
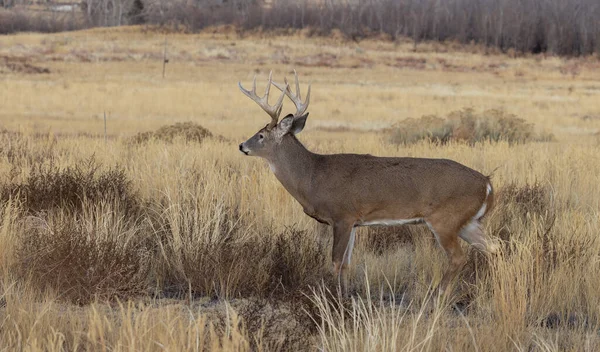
<box><xmin>258</xmin><ymin>134</ymin><xmax>264</xmax><ymax>140</ymax></box>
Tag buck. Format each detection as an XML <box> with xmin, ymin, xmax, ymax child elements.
<box><xmin>238</xmin><ymin>71</ymin><xmax>499</xmax><ymax>296</ymax></box>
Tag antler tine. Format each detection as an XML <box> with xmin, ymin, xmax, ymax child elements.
<box><xmin>238</xmin><ymin>71</ymin><xmax>287</xmax><ymax>129</ymax></box>
<box><xmin>272</xmin><ymin>70</ymin><xmax>311</xmax><ymax>117</ymax></box>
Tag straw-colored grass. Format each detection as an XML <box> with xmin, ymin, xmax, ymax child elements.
<box><xmin>0</xmin><ymin>26</ymin><xmax>599</xmax><ymax>351</ymax></box>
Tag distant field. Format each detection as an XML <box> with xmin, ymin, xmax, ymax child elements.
<box><xmin>1</xmin><ymin>27</ymin><xmax>600</xmax><ymax>351</ymax></box>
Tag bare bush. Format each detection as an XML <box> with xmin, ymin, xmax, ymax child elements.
<box><xmin>3</xmin><ymin>0</ymin><xmax>598</xmax><ymax>55</ymax></box>
<box><xmin>129</xmin><ymin>122</ymin><xmax>214</xmax><ymax>144</ymax></box>
<box><xmin>0</xmin><ymin>158</ymin><xmax>140</xmax><ymax>217</ymax></box>
<box><xmin>151</xmin><ymin>199</ymin><xmax>329</xmax><ymax>299</ymax></box>
<box><xmin>16</xmin><ymin>217</ymin><xmax>150</xmax><ymax>304</ymax></box>
<box><xmin>389</xmin><ymin>108</ymin><xmax>555</xmax><ymax>145</ymax></box>
<box><xmin>0</xmin><ymin>9</ymin><xmax>85</xmax><ymax>34</ymax></box>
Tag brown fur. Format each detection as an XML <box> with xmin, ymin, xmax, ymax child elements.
<box><xmin>242</xmin><ymin>133</ymin><xmax>496</xmax><ymax>296</ymax></box>
<box><xmin>239</xmin><ymin>73</ymin><xmax>497</xmax><ymax>296</ymax></box>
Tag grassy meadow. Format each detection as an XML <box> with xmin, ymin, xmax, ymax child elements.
<box><xmin>1</xmin><ymin>26</ymin><xmax>600</xmax><ymax>351</ymax></box>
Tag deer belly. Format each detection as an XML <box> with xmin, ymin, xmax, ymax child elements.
<box><xmin>303</xmin><ymin>208</ymin><xmax>331</xmax><ymax>225</ymax></box>
<box><xmin>357</xmin><ymin>218</ymin><xmax>424</xmax><ymax>227</ymax></box>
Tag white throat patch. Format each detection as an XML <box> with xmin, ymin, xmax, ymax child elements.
<box><xmin>268</xmin><ymin>162</ymin><xmax>277</xmax><ymax>173</ymax></box>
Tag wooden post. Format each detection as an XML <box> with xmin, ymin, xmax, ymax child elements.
<box><xmin>162</xmin><ymin>36</ymin><xmax>169</xmax><ymax>78</ymax></box>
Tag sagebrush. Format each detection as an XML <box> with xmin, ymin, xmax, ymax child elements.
<box><xmin>390</xmin><ymin>108</ymin><xmax>554</xmax><ymax>145</ymax></box>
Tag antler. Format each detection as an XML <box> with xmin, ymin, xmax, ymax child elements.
<box><xmin>238</xmin><ymin>71</ymin><xmax>287</xmax><ymax>130</ymax></box>
<box><xmin>272</xmin><ymin>70</ymin><xmax>311</xmax><ymax>117</ymax></box>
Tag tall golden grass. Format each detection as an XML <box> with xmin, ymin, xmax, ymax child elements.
<box><xmin>0</xmin><ymin>27</ymin><xmax>599</xmax><ymax>350</ymax></box>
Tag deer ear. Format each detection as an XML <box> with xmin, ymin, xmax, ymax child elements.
<box><xmin>291</xmin><ymin>113</ymin><xmax>308</xmax><ymax>134</ymax></box>
<box><xmin>277</xmin><ymin>113</ymin><xmax>308</xmax><ymax>136</ymax></box>
<box><xmin>276</xmin><ymin>113</ymin><xmax>295</xmax><ymax>135</ymax></box>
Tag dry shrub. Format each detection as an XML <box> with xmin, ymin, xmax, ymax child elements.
<box><xmin>390</xmin><ymin>114</ymin><xmax>452</xmax><ymax>145</ymax></box>
<box><xmin>390</xmin><ymin>108</ymin><xmax>555</xmax><ymax>145</ymax></box>
<box><xmin>483</xmin><ymin>182</ymin><xmax>552</xmax><ymax>254</ymax></box>
<box><xmin>581</xmin><ymin>114</ymin><xmax>600</xmax><ymax>121</ymax></box>
<box><xmin>129</xmin><ymin>122</ymin><xmax>213</xmax><ymax>144</ymax></box>
<box><xmin>494</xmin><ymin>182</ymin><xmax>559</xmax><ymax>267</ymax></box>
<box><xmin>0</xmin><ymin>56</ymin><xmax>50</xmax><ymax>74</ymax></box>
<box><xmin>0</xmin><ymin>158</ymin><xmax>140</xmax><ymax>217</ymax></box>
<box><xmin>0</xmin><ymin>154</ymin><xmax>328</xmax><ymax>303</ymax></box>
<box><xmin>16</xmin><ymin>218</ymin><xmax>150</xmax><ymax>304</ymax></box>
<box><xmin>499</xmin><ymin>182</ymin><xmax>551</xmax><ymax>220</ymax></box>
<box><xmin>155</xmin><ymin>223</ymin><xmax>328</xmax><ymax>299</ymax></box>
<box><xmin>392</xmin><ymin>56</ymin><xmax>427</xmax><ymax>70</ymax></box>
<box><xmin>294</xmin><ymin>53</ymin><xmax>338</xmax><ymax>68</ymax></box>
<box><xmin>3</xmin><ymin>159</ymin><xmax>148</xmax><ymax>304</ymax></box>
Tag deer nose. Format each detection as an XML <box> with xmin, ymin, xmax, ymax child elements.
<box><xmin>239</xmin><ymin>143</ymin><xmax>243</xmax><ymax>151</ymax></box>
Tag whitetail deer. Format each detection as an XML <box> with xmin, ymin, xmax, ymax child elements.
<box><xmin>238</xmin><ymin>71</ymin><xmax>499</xmax><ymax>296</ymax></box>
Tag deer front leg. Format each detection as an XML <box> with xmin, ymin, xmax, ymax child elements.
<box><xmin>332</xmin><ymin>221</ymin><xmax>356</xmax><ymax>297</ymax></box>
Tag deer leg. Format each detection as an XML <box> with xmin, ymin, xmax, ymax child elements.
<box><xmin>459</xmin><ymin>219</ymin><xmax>500</xmax><ymax>254</ymax></box>
<box><xmin>332</xmin><ymin>221</ymin><xmax>355</xmax><ymax>297</ymax></box>
<box><xmin>426</xmin><ymin>221</ymin><xmax>467</xmax><ymax>296</ymax></box>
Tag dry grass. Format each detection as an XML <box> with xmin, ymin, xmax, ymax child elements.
<box><xmin>0</xmin><ymin>27</ymin><xmax>599</xmax><ymax>350</ymax></box>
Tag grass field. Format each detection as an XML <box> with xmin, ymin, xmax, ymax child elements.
<box><xmin>1</xmin><ymin>26</ymin><xmax>600</xmax><ymax>351</ymax></box>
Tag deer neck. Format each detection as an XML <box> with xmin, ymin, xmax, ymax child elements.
<box><xmin>267</xmin><ymin>135</ymin><xmax>316</xmax><ymax>204</ymax></box>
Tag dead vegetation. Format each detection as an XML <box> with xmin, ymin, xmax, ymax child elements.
<box><xmin>0</xmin><ymin>26</ymin><xmax>599</xmax><ymax>351</ymax></box>
<box><xmin>2</xmin><ymin>129</ymin><xmax>597</xmax><ymax>350</ymax></box>
<box><xmin>129</xmin><ymin>122</ymin><xmax>214</xmax><ymax>144</ymax></box>
<box><xmin>0</xmin><ymin>56</ymin><xmax>50</xmax><ymax>74</ymax></box>
<box><xmin>390</xmin><ymin>108</ymin><xmax>555</xmax><ymax>145</ymax></box>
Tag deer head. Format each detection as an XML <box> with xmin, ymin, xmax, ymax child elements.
<box><xmin>238</xmin><ymin>70</ymin><xmax>311</xmax><ymax>158</ymax></box>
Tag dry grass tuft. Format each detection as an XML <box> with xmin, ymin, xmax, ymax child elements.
<box><xmin>152</xmin><ymin>219</ymin><xmax>328</xmax><ymax>299</ymax></box>
<box><xmin>0</xmin><ymin>158</ymin><xmax>139</xmax><ymax>217</ymax></box>
<box><xmin>129</xmin><ymin>122</ymin><xmax>214</xmax><ymax>144</ymax></box>
<box><xmin>16</xmin><ymin>217</ymin><xmax>150</xmax><ymax>304</ymax></box>
<box><xmin>390</xmin><ymin>108</ymin><xmax>555</xmax><ymax>145</ymax></box>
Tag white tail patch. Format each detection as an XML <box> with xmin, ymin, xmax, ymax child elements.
<box><xmin>459</xmin><ymin>219</ymin><xmax>500</xmax><ymax>254</ymax></box>
<box><xmin>474</xmin><ymin>183</ymin><xmax>492</xmax><ymax>220</ymax></box>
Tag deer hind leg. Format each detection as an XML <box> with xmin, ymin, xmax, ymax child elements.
<box><xmin>458</xmin><ymin>219</ymin><xmax>500</xmax><ymax>254</ymax></box>
<box><xmin>332</xmin><ymin>222</ymin><xmax>355</xmax><ymax>297</ymax></box>
<box><xmin>426</xmin><ymin>220</ymin><xmax>467</xmax><ymax>295</ymax></box>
